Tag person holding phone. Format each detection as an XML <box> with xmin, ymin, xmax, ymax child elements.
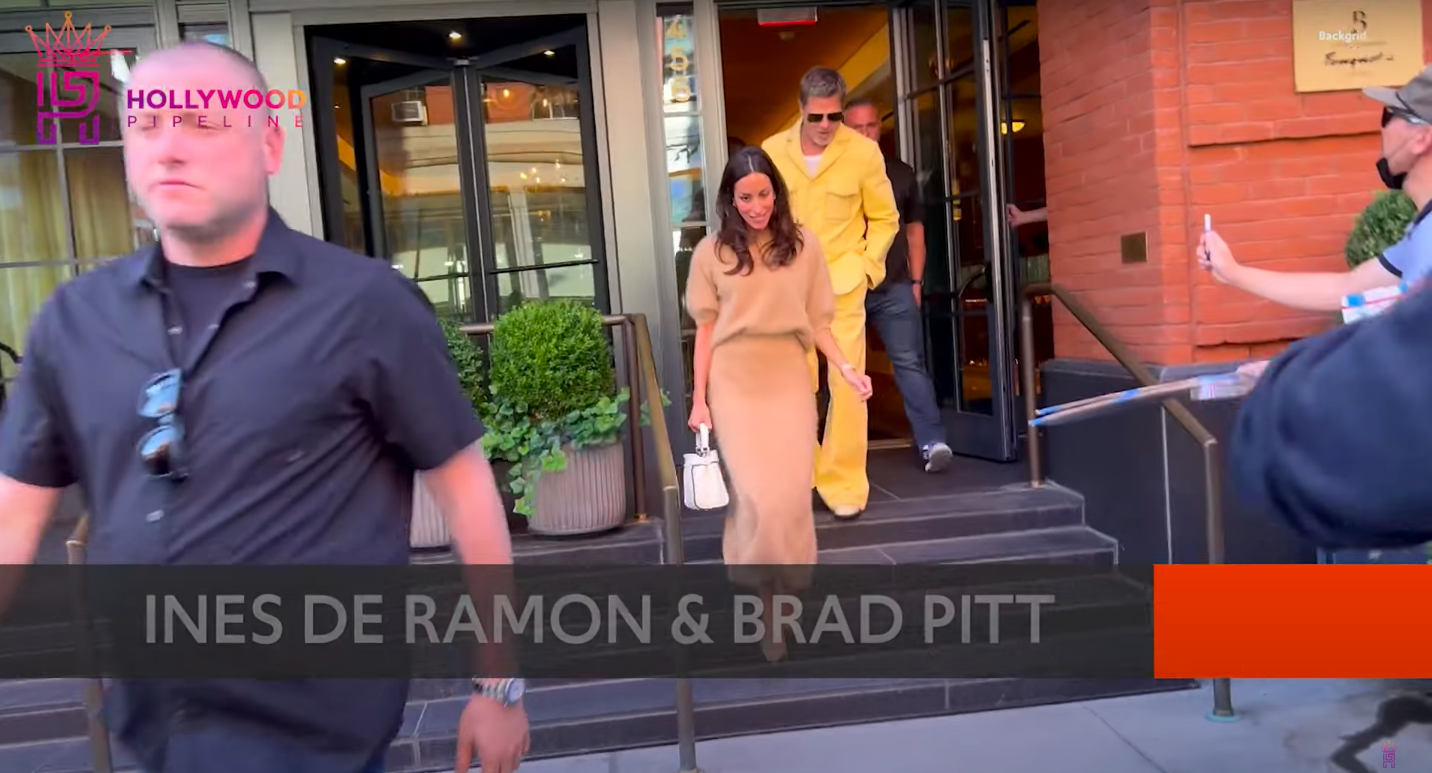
<box><xmin>1229</xmin><ymin>67</ymin><xmax>1432</xmax><ymax>548</ymax></box>
<box><xmin>1199</xmin><ymin>66</ymin><xmax>1432</xmax><ymax>312</ymax></box>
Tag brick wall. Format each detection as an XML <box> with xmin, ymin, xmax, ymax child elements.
<box><xmin>1038</xmin><ymin>0</ymin><xmax>1432</xmax><ymax>364</ymax></box>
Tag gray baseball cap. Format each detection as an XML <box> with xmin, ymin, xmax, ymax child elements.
<box><xmin>1365</xmin><ymin>65</ymin><xmax>1432</xmax><ymax>123</ymax></box>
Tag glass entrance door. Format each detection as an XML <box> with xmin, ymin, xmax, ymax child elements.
<box><xmin>310</xmin><ymin>39</ymin><xmax>479</xmax><ymax>318</ymax></box>
<box><xmin>309</xmin><ymin>24</ymin><xmax>607</xmax><ymax>322</ymax></box>
<box><xmin>359</xmin><ymin>67</ymin><xmax>476</xmax><ymax>317</ymax></box>
<box><xmin>465</xmin><ymin>28</ymin><xmax>609</xmax><ymax>317</ymax></box>
<box><xmin>898</xmin><ymin>0</ymin><xmax>1020</xmax><ymax>461</ymax></box>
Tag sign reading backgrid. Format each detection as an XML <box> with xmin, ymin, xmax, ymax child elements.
<box><xmin>0</xmin><ymin>564</ymin><xmax>1155</xmax><ymax>679</ymax></box>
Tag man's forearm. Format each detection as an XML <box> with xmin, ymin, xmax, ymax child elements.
<box><xmin>0</xmin><ymin>478</ymin><xmax>59</xmax><ymax>625</ymax></box>
<box><xmin>427</xmin><ymin>450</ymin><xmax>520</xmax><ymax>678</ymax></box>
<box><xmin>1224</xmin><ymin>255</ymin><xmax>1406</xmax><ymax>313</ymax></box>
<box><xmin>907</xmin><ymin>223</ymin><xmax>926</xmax><ymax>281</ymax></box>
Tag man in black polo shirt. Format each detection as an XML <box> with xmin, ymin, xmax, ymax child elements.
<box><xmin>0</xmin><ymin>42</ymin><xmax>528</xmax><ymax>773</ymax></box>
<box><xmin>844</xmin><ymin>99</ymin><xmax>953</xmax><ymax>472</ymax></box>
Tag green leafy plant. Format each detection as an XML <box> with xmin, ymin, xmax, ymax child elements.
<box><xmin>478</xmin><ymin>301</ymin><xmax>668</xmax><ymax>517</ymax></box>
<box><xmin>439</xmin><ymin>315</ymin><xmax>485</xmax><ymax>414</ymax></box>
<box><xmin>1345</xmin><ymin>190</ymin><xmax>1417</xmax><ymax>269</ymax></box>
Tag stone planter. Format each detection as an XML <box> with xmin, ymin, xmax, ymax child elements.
<box><xmin>410</xmin><ymin>473</ymin><xmax>451</xmax><ymax>549</ymax></box>
<box><xmin>527</xmin><ymin>441</ymin><xmax>628</xmax><ymax>536</ymax></box>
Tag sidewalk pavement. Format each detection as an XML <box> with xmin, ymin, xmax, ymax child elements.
<box><xmin>471</xmin><ymin>679</ymin><xmax>1432</xmax><ymax>772</ymax></box>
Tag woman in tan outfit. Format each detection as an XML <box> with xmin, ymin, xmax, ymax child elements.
<box><xmin>685</xmin><ymin>146</ymin><xmax>873</xmax><ymax>660</ymax></box>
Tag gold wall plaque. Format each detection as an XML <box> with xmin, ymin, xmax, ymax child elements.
<box><xmin>1292</xmin><ymin>0</ymin><xmax>1426</xmax><ymax>93</ymax></box>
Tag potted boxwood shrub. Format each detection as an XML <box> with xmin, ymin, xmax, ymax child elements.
<box><xmin>410</xmin><ymin>315</ymin><xmax>490</xmax><ymax>549</ymax></box>
<box><xmin>479</xmin><ymin>300</ymin><xmax>634</xmax><ymax>535</ymax></box>
<box><xmin>1345</xmin><ymin>190</ymin><xmax>1416</xmax><ymax>269</ymax></box>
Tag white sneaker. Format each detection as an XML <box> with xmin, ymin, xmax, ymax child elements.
<box><xmin>923</xmin><ymin>442</ymin><xmax>953</xmax><ymax>473</ymax></box>
<box><xmin>832</xmin><ymin>505</ymin><xmax>863</xmax><ymax>519</ymax></box>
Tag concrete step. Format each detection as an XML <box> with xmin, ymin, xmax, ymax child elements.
<box><xmin>679</xmin><ymin>485</ymin><xmax>1088</xmax><ymax>562</ymax></box>
<box><xmin>0</xmin><ymin>675</ymin><xmax>1196</xmax><ymax>773</ymax></box>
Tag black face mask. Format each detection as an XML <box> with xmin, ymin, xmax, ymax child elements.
<box><xmin>1378</xmin><ymin>157</ymin><xmax>1407</xmax><ymax>190</ymax></box>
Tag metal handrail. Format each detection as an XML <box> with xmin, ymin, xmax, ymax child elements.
<box><xmin>1017</xmin><ymin>282</ymin><xmax>1235</xmax><ymax>721</ymax></box>
<box><xmin>464</xmin><ymin>313</ymin><xmax>698</xmax><ymax>770</ymax></box>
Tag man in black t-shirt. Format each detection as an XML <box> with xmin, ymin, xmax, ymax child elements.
<box><xmin>845</xmin><ymin>100</ymin><xmax>952</xmax><ymax>472</ymax></box>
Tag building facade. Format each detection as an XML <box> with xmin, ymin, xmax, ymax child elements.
<box><xmin>1</xmin><ymin>0</ymin><xmax>1427</xmax><ymax>466</ymax></box>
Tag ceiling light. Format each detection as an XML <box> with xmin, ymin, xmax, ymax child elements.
<box><xmin>449</xmin><ymin>31</ymin><xmax>462</xmax><ymax>40</ymax></box>
<box><xmin>333</xmin><ymin>57</ymin><xmax>346</xmax><ymax>65</ymax></box>
<box><xmin>543</xmin><ymin>49</ymin><xmax>555</xmax><ymax>57</ymax></box>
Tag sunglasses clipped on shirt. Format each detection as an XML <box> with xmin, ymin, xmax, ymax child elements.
<box><xmin>137</xmin><ymin>368</ymin><xmax>188</xmax><ymax>481</ymax></box>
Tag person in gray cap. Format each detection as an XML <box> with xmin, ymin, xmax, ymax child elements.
<box><xmin>1198</xmin><ymin>65</ymin><xmax>1432</xmax><ymax>316</ymax></box>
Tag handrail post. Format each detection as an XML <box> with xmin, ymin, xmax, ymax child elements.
<box><xmin>1202</xmin><ymin>438</ymin><xmax>1236</xmax><ymax>721</ymax></box>
<box><xmin>622</xmin><ymin>318</ymin><xmax>648</xmax><ymax>522</ymax></box>
<box><xmin>1018</xmin><ymin>287</ymin><xmax>1043</xmax><ymax>486</ymax></box>
<box><xmin>66</xmin><ymin>517</ymin><xmax>114</xmax><ymax>773</ymax></box>
<box><xmin>1023</xmin><ymin>282</ymin><xmax>1235</xmax><ymax>722</ymax></box>
<box><xmin>627</xmin><ymin>314</ymin><xmax>700</xmax><ymax>773</ymax></box>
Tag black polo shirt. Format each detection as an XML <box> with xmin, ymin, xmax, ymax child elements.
<box><xmin>0</xmin><ymin>208</ymin><xmax>484</xmax><ymax>772</ymax></box>
<box><xmin>874</xmin><ymin>157</ymin><xmax>922</xmax><ymax>290</ymax></box>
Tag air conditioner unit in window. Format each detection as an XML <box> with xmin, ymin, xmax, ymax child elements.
<box><xmin>391</xmin><ymin>101</ymin><xmax>427</xmax><ymax>125</ymax></box>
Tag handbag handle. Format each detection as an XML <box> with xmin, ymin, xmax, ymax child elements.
<box><xmin>696</xmin><ymin>423</ymin><xmax>711</xmax><ymax>454</ymax></box>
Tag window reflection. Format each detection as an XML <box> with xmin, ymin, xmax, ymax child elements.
<box><xmin>369</xmin><ymin>81</ymin><xmax>473</xmax><ymax>318</ymax></box>
<box><xmin>478</xmin><ymin>57</ymin><xmax>599</xmax><ymax>310</ymax></box>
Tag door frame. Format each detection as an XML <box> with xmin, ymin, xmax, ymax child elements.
<box><xmin>306</xmin><ymin>25</ymin><xmax>610</xmax><ymax>324</ymax></box>
<box><xmin>462</xmin><ymin>25</ymin><xmax>611</xmax><ymax>322</ymax></box>
<box><xmin>891</xmin><ymin>0</ymin><xmax>1021</xmax><ymax>462</ymax></box>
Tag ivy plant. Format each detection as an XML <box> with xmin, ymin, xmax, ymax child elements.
<box><xmin>478</xmin><ymin>300</ymin><xmax>668</xmax><ymax>517</ymax></box>
<box><xmin>1345</xmin><ymin>190</ymin><xmax>1417</xmax><ymax>269</ymax></box>
<box><xmin>439</xmin><ymin>314</ymin><xmax>485</xmax><ymax>416</ymax></box>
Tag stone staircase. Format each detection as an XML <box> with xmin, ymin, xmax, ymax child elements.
<box><xmin>0</xmin><ymin>467</ymin><xmax>1196</xmax><ymax>773</ymax></box>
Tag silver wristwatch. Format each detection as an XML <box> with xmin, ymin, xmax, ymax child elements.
<box><xmin>472</xmin><ymin>677</ymin><xmax>525</xmax><ymax>706</ymax></box>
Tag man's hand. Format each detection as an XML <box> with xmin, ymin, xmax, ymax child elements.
<box><xmin>455</xmin><ymin>694</ymin><xmax>529</xmax><ymax>773</ymax></box>
<box><xmin>1198</xmin><ymin>229</ymin><xmax>1241</xmax><ymax>285</ymax></box>
<box><xmin>912</xmin><ymin>283</ymin><xmax>922</xmax><ymax>307</ymax></box>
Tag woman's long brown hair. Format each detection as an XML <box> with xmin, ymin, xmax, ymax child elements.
<box><xmin>714</xmin><ymin>146</ymin><xmax>804</xmax><ymax>276</ymax></box>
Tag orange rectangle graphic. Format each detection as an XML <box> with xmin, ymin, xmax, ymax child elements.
<box><xmin>1154</xmin><ymin>564</ymin><xmax>1432</xmax><ymax>678</ymax></box>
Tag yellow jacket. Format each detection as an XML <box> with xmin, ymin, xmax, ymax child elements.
<box><xmin>762</xmin><ymin>123</ymin><xmax>899</xmax><ymax>296</ymax></box>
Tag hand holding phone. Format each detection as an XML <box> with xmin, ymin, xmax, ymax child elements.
<box><xmin>1199</xmin><ymin>214</ymin><xmax>1213</xmax><ymax>270</ymax></box>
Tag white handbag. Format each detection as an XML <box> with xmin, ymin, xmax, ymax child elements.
<box><xmin>682</xmin><ymin>423</ymin><xmax>730</xmax><ymax>511</ymax></box>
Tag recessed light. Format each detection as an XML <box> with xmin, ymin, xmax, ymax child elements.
<box><xmin>333</xmin><ymin>57</ymin><xmax>346</xmax><ymax>65</ymax></box>
<box><xmin>543</xmin><ymin>49</ymin><xmax>555</xmax><ymax>57</ymax></box>
<box><xmin>449</xmin><ymin>31</ymin><xmax>463</xmax><ymax>40</ymax></box>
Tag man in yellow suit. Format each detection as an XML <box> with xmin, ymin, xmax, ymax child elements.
<box><xmin>762</xmin><ymin>67</ymin><xmax>899</xmax><ymax>518</ymax></box>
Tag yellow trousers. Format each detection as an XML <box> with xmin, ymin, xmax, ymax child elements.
<box><xmin>809</xmin><ymin>285</ymin><xmax>869</xmax><ymax>511</ymax></box>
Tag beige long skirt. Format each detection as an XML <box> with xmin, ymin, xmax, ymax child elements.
<box><xmin>707</xmin><ymin>334</ymin><xmax>818</xmax><ymax>590</ymax></box>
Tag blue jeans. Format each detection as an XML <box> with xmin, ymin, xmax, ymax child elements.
<box><xmin>866</xmin><ymin>282</ymin><xmax>947</xmax><ymax>450</ymax></box>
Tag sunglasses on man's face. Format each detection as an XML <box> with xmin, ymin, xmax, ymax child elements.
<box><xmin>1383</xmin><ymin>106</ymin><xmax>1428</xmax><ymax>127</ymax></box>
<box><xmin>807</xmin><ymin>111</ymin><xmax>844</xmax><ymax>125</ymax></box>
<box><xmin>137</xmin><ymin>368</ymin><xmax>187</xmax><ymax>480</ymax></box>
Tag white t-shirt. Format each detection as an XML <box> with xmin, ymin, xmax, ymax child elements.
<box><xmin>805</xmin><ymin>155</ymin><xmax>821</xmax><ymax>175</ymax></box>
